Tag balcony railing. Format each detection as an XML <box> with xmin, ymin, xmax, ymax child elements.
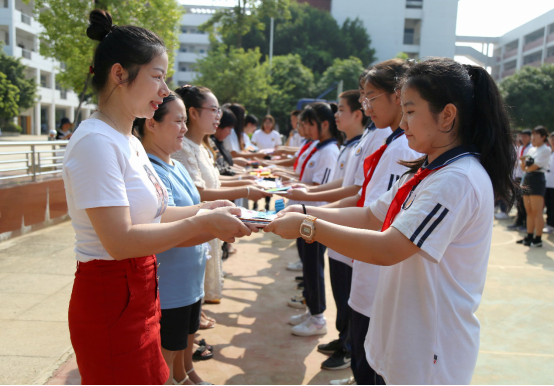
<box><xmin>503</xmin><ymin>49</ymin><xmax>518</xmax><ymax>60</ymax></box>
<box><xmin>403</xmin><ymin>33</ymin><xmax>420</xmax><ymax>45</ymax></box>
<box><xmin>21</xmin><ymin>13</ymin><xmax>31</xmax><ymax>25</ymax></box>
<box><xmin>0</xmin><ymin>140</ymin><xmax>69</xmax><ymax>184</ymax></box>
<box><xmin>545</xmin><ymin>55</ymin><xmax>554</xmax><ymax>64</ymax></box>
<box><xmin>502</xmin><ymin>68</ymin><xmax>516</xmax><ymax>78</ymax></box>
<box><xmin>21</xmin><ymin>49</ymin><xmax>31</xmax><ymax>59</ymax></box>
<box><xmin>523</xmin><ymin>38</ymin><xmax>544</xmax><ymax>53</ymax></box>
<box><xmin>524</xmin><ymin>60</ymin><xmax>542</xmax><ymax>68</ymax></box>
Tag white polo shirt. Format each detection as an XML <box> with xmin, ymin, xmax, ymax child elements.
<box><xmin>525</xmin><ymin>143</ymin><xmax>551</xmax><ymax>173</ymax></box>
<box><xmin>514</xmin><ymin>143</ymin><xmax>531</xmax><ymax>179</ymax></box>
<box><xmin>299</xmin><ymin>139</ymin><xmax>339</xmax><ymax>207</ymax></box>
<box><xmin>354</xmin><ymin>125</ymin><xmax>393</xmax><ymax>187</ymax></box>
<box><xmin>294</xmin><ymin>140</ymin><xmax>318</xmax><ymax>174</ymax></box>
<box><xmin>367</xmin><ymin>150</ymin><xmax>492</xmax><ymax>385</ymax></box>
<box><xmin>251</xmin><ymin>129</ymin><xmax>282</xmax><ymax>151</ymax></box>
<box><xmin>349</xmin><ymin>130</ymin><xmax>422</xmax><ymax>317</ymax></box>
<box><xmin>327</xmin><ymin>134</ymin><xmax>363</xmax><ymax>266</ymax></box>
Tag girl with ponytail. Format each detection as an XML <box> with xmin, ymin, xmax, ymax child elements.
<box><xmin>267</xmin><ymin>57</ymin><xmax>517</xmax><ymax>384</ymax></box>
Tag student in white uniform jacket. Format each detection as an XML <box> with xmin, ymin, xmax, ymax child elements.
<box><xmin>267</xmin><ymin>58</ymin><xmax>518</xmax><ymax>385</ymax></box>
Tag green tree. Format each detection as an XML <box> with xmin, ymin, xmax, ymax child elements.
<box><xmin>500</xmin><ymin>65</ymin><xmax>554</xmax><ymax>130</ymax></box>
<box><xmin>396</xmin><ymin>52</ymin><xmax>409</xmax><ymax>60</ymax></box>
<box><xmin>235</xmin><ymin>2</ymin><xmax>375</xmax><ymax>74</ymax></box>
<box><xmin>264</xmin><ymin>54</ymin><xmax>314</xmax><ymax>129</ymax></box>
<box><xmin>316</xmin><ymin>57</ymin><xmax>365</xmax><ymax>96</ymax></box>
<box><xmin>200</xmin><ymin>0</ymin><xmax>290</xmax><ymax>49</ymax></box>
<box><xmin>0</xmin><ymin>72</ymin><xmax>20</xmax><ymax>121</ymax></box>
<box><xmin>31</xmin><ymin>0</ymin><xmax>183</xmax><ymax>119</ymax></box>
<box><xmin>0</xmin><ymin>42</ymin><xmax>37</xmax><ymax>113</ymax></box>
<box><xmin>193</xmin><ymin>45</ymin><xmax>272</xmax><ymax>117</ymax></box>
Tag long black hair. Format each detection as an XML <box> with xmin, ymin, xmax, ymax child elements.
<box><xmin>223</xmin><ymin>103</ymin><xmax>246</xmax><ymax>150</ymax></box>
<box><xmin>300</xmin><ymin>102</ymin><xmax>344</xmax><ymax>146</ymax></box>
<box><xmin>399</xmin><ymin>57</ymin><xmax>518</xmax><ymax>206</ymax></box>
<box><xmin>86</xmin><ymin>9</ymin><xmax>166</xmax><ymax>93</ymax></box>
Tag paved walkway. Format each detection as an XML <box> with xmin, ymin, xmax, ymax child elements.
<box><xmin>0</xmin><ymin>217</ymin><xmax>553</xmax><ymax>384</ymax></box>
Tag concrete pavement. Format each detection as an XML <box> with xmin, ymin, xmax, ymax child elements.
<box><xmin>0</xmin><ymin>217</ymin><xmax>553</xmax><ymax>384</ymax></box>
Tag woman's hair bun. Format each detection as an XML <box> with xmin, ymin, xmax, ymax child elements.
<box><xmin>329</xmin><ymin>102</ymin><xmax>338</xmax><ymax>114</ymax></box>
<box><xmin>87</xmin><ymin>9</ymin><xmax>114</xmax><ymax>42</ymax></box>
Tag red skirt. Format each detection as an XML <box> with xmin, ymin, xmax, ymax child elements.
<box><xmin>68</xmin><ymin>255</ymin><xmax>169</xmax><ymax>385</ymax></box>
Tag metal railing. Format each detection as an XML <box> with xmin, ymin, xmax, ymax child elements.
<box><xmin>0</xmin><ymin>140</ymin><xmax>69</xmax><ymax>183</ymax></box>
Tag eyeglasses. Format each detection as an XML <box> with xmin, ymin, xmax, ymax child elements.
<box><xmin>197</xmin><ymin>107</ymin><xmax>222</xmax><ymax>117</ymax></box>
<box><xmin>362</xmin><ymin>92</ymin><xmax>387</xmax><ymax>111</ymax></box>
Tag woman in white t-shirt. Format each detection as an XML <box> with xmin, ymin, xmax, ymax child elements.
<box><xmin>63</xmin><ymin>11</ymin><xmax>255</xmax><ymax>385</ymax></box>
<box><xmin>251</xmin><ymin>115</ymin><xmax>282</xmax><ymax>151</ymax></box>
<box><xmin>518</xmin><ymin>125</ymin><xmax>551</xmax><ymax>246</ymax></box>
<box><xmin>267</xmin><ymin>58</ymin><xmax>518</xmax><ymax>385</ymax></box>
<box><xmin>173</xmin><ymin>86</ymin><xmax>272</xmax><ymax>304</ymax></box>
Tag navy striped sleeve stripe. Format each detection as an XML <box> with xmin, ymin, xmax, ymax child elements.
<box><xmin>321</xmin><ymin>168</ymin><xmax>330</xmax><ymax>184</ymax></box>
<box><xmin>410</xmin><ymin>203</ymin><xmax>442</xmax><ymax>242</ymax></box>
<box><xmin>417</xmin><ymin>207</ymin><xmax>449</xmax><ymax>248</ymax></box>
<box><xmin>387</xmin><ymin>174</ymin><xmax>400</xmax><ymax>190</ymax></box>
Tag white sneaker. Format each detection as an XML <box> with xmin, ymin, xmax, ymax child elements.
<box><xmin>289</xmin><ymin>311</ymin><xmax>310</xmax><ymax>326</ymax></box>
<box><xmin>495</xmin><ymin>212</ymin><xmax>510</xmax><ymax>220</ymax></box>
<box><xmin>330</xmin><ymin>376</ymin><xmax>356</xmax><ymax>385</ymax></box>
<box><xmin>288</xmin><ymin>294</ymin><xmax>307</xmax><ymax>309</ymax></box>
<box><xmin>286</xmin><ymin>260</ymin><xmax>303</xmax><ymax>271</ymax></box>
<box><xmin>543</xmin><ymin>225</ymin><xmax>554</xmax><ymax>234</ymax></box>
<box><xmin>291</xmin><ymin>316</ymin><xmax>327</xmax><ymax>336</ymax></box>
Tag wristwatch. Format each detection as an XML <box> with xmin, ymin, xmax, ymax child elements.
<box><xmin>300</xmin><ymin>215</ymin><xmax>317</xmax><ymax>244</ymax></box>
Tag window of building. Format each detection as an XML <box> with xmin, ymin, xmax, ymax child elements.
<box><xmin>406</xmin><ymin>0</ymin><xmax>422</xmax><ymax>9</ymax></box>
<box><xmin>504</xmin><ymin>60</ymin><xmax>517</xmax><ymax>71</ymax></box>
<box><xmin>523</xmin><ymin>51</ymin><xmax>542</xmax><ymax>65</ymax></box>
<box><xmin>548</xmin><ymin>46</ymin><xmax>554</xmax><ymax>58</ymax></box>
<box><xmin>181</xmin><ymin>26</ymin><xmax>187</xmax><ymax>33</ymax></box>
<box><xmin>199</xmin><ymin>49</ymin><xmax>205</xmax><ymax>54</ymax></box>
<box><xmin>3</xmin><ymin>0</ymin><xmax>8</xmax><ymax>9</ymax></box>
<box><xmin>524</xmin><ymin>28</ymin><xmax>544</xmax><ymax>45</ymax></box>
<box><xmin>403</xmin><ymin>19</ymin><xmax>421</xmax><ymax>45</ymax></box>
<box><xmin>40</xmin><ymin>74</ymin><xmax>47</xmax><ymax>87</ymax></box>
<box><xmin>505</xmin><ymin>40</ymin><xmax>518</xmax><ymax>53</ymax></box>
<box><xmin>549</xmin><ymin>23</ymin><xmax>554</xmax><ymax>36</ymax></box>
<box><xmin>179</xmin><ymin>45</ymin><xmax>187</xmax><ymax>53</ymax></box>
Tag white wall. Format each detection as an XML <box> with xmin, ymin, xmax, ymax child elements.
<box><xmin>419</xmin><ymin>0</ymin><xmax>458</xmax><ymax>59</ymax></box>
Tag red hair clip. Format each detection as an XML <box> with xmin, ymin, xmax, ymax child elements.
<box><xmin>89</xmin><ymin>66</ymin><xmax>95</xmax><ymax>74</ymax></box>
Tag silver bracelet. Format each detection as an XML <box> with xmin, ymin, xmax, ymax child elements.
<box><xmin>246</xmin><ymin>187</ymin><xmax>250</xmax><ymax>198</ymax></box>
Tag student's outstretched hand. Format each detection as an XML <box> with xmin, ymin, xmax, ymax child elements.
<box><xmin>200</xmin><ymin>200</ymin><xmax>235</xmax><ymax>210</ymax></box>
<box><xmin>276</xmin><ymin>204</ymin><xmax>304</xmax><ymax>218</ymax></box>
<box><xmin>247</xmin><ymin>187</ymin><xmax>273</xmax><ymax>201</ymax></box>
<box><xmin>264</xmin><ymin>212</ymin><xmax>304</xmax><ymax>239</ymax></box>
<box><xmin>277</xmin><ymin>188</ymin><xmax>308</xmax><ymax>200</ymax></box>
<box><xmin>198</xmin><ymin>207</ymin><xmax>257</xmax><ymax>243</ymax></box>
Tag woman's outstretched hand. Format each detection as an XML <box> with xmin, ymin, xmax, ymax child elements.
<box><xmin>200</xmin><ymin>200</ymin><xmax>235</xmax><ymax>210</ymax></box>
<box><xmin>198</xmin><ymin>207</ymin><xmax>259</xmax><ymax>243</ymax></box>
<box><xmin>264</xmin><ymin>212</ymin><xmax>305</xmax><ymax>239</ymax></box>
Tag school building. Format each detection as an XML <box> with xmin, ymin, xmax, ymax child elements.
<box><xmin>0</xmin><ymin>0</ymin><xmax>96</xmax><ymax>135</ymax></box>
<box><xmin>456</xmin><ymin>8</ymin><xmax>554</xmax><ymax>81</ymax></box>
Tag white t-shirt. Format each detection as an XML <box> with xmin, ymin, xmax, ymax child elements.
<box><xmin>354</xmin><ymin>126</ymin><xmax>393</xmax><ymax>186</ymax></box>
<box><xmin>327</xmin><ymin>134</ymin><xmax>363</xmax><ymax>266</ymax></box>
<box><xmin>299</xmin><ymin>139</ymin><xmax>339</xmax><ymax>207</ymax></box>
<box><xmin>288</xmin><ymin>130</ymin><xmax>304</xmax><ymax>148</ymax></box>
<box><xmin>251</xmin><ymin>129</ymin><xmax>282</xmax><ymax>150</ymax></box>
<box><xmin>514</xmin><ymin>143</ymin><xmax>531</xmax><ymax>178</ymax></box>
<box><xmin>525</xmin><ymin>143</ymin><xmax>551</xmax><ymax>173</ymax></box>
<box><xmin>350</xmin><ymin>132</ymin><xmax>422</xmax><ymax>317</ymax></box>
<box><xmin>62</xmin><ymin>119</ymin><xmax>168</xmax><ymax>263</ymax></box>
<box><xmin>367</xmin><ymin>153</ymin><xmax>493</xmax><ymax>385</ymax></box>
<box><xmin>545</xmin><ymin>152</ymin><xmax>554</xmax><ymax>188</ymax></box>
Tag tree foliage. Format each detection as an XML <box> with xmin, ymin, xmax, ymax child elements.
<box><xmin>0</xmin><ymin>72</ymin><xmax>20</xmax><ymax>120</ymax></box>
<box><xmin>31</xmin><ymin>0</ymin><xmax>183</xmax><ymax>95</ymax></box>
<box><xmin>500</xmin><ymin>65</ymin><xmax>554</xmax><ymax>130</ymax></box>
<box><xmin>193</xmin><ymin>45</ymin><xmax>272</xmax><ymax>117</ymax></box>
<box><xmin>232</xmin><ymin>2</ymin><xmax>375</xmax><ymax>74</ymax></box>
<box><xmin>200</xmin><ymin>0</ymin><xmax>290</xmax><ymax>49</ymax></box>
<box><xmin>0</xmin><ymin>42</ymin><xmax>37</xmax><ymax>113</ymax></box>
<box><xmin>316</xmin><ymin>57</ymin><xmax>365</xmax><ymax>96</ymax></box>
<box><xmin>265</xmin><ymin>54</ymin><xmax>314</xmax><ymax>129</ymax></box>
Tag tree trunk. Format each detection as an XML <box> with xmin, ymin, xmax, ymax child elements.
<box><xmin>73</xmin><ymin>72</ymin><xmax>91</xmax><ymax>129</ymax></box>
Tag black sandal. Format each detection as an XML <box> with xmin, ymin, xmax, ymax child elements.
<box><xmin>193</xmin><ymin>345</ymin><xmax>213</xmax><ymax>361</ymax></box>
<box><xmin>197</xmin><ymin>339</ymin><xmax>213</xmax><ymax>352</ymax></box>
